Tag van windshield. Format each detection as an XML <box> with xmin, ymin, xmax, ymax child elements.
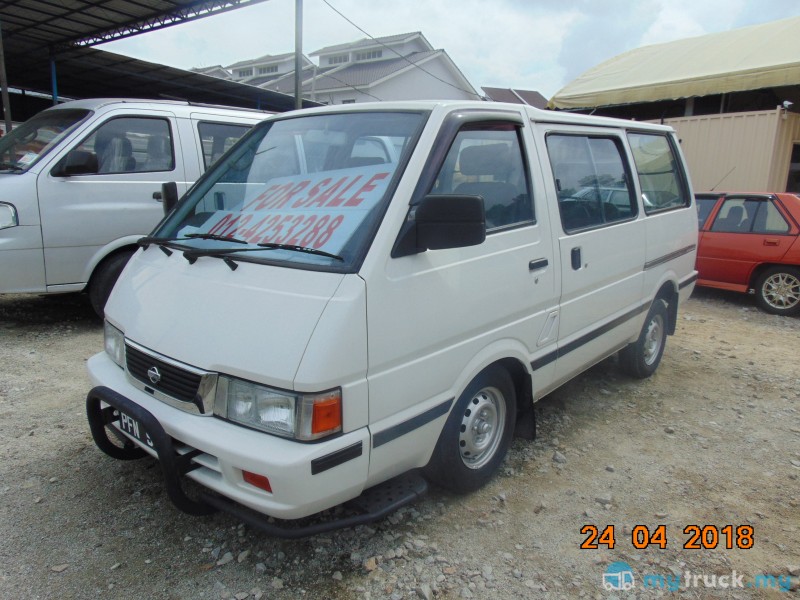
<box><xmin>0</xmin><ymin>108</ymin><xmax>92</xmax><ymax>173</ymax></box>
<box><xmin>156</xmin><ymin>110</ymin><xmax>425</xmax><ymax>271</ymax></box>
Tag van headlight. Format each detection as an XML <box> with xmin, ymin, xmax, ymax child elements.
<box><xmin>104</xmin><ymin>321</ymin><xmax>126</xmax><ymax>368</ymax></box>
<box><xmin>0</xmin><ymin>203</ymin><xmax>18</xmax><ymax>230</ymax></box>
<box><xmin>216</xmin><ymin>376</ymin><xmax>342</xmax><ymax>441</ymax></box>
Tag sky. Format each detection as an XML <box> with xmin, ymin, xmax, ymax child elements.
<box><xmin>100</xmin><ymin>0</ymin><xmax>800</xmax><ymax>99</ymax></box>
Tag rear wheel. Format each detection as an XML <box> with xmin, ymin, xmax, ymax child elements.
<box><xmin>619</xmin><ymin>299</ymin><xmax>668</xmax><ymax>379</ymax></box>
<box><xmin>424</xmin><ymin>365</ymin><xmax>516</xmax><ymax>493</ymax></box>
<box><xmin>755</xmin><ymin>266</ymin><xmax>800</xmax><ymax>316</ymax></box>
<box><xmin>89</xmin><ymin>250</ymin><xmax>134</xmax><ymax>318</ymax></box>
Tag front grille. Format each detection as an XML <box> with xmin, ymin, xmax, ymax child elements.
<box><xmin>126</xmin><ymin>344</ymin><xmax>202</xmax><ymax>403</ymax></box>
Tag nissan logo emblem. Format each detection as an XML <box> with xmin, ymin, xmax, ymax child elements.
<box><xmin>147</xmin><ymin>366</ymin><xmax>162</xmax><ymax>384</ymax></box>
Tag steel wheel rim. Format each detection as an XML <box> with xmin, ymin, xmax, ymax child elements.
<box><xmin>643</xmin><ymin>314</ymin><xmax>664</xmax><ymax>366</ymax></box>
<box><xmin>459</xmin><ymin>386</ymin><xmax>506</xmax><ymax>470</ymax></box>
<box><xmin>762</xmin><ymin>272</ymin><xmax>800</xmax><ymax>311</ymax></box>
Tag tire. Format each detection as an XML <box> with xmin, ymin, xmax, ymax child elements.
<box><xmin>754</xmin><ymin>266</ymin><xmax>800</xmax><ymax>316</ymax></box>
<box><xmin>89</xmin><ymin>250</ymin><xmax>134</xmax><ymax>318</ymax></box>
<box><xmin>424</xmin><ymin>365</ymin><xmax>516</xmax><ymax>493</ymax></box>
<box><xmin>619</xmin><ymin>299</ymin><xmax>668</xmax><ymax>379</ymax></box>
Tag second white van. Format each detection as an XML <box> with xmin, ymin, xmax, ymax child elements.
<box><xmin>86</xmin><ymin>100</ymin><xmax>698</xmax><ymax>535</ymax></box>
<box><xmin>0</xmin><ymin>98</ymin><xmax>268</xmax><ymax>314</ymax></box>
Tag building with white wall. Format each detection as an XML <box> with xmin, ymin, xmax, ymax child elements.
<box><xmin>197</xmin><ymin>32</ymin><xmax>480</xmax><ymax>105</ymax></box>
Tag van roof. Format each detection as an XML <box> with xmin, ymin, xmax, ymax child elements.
<box><xmin>264</xmin><ymin>100</ymin><xmax>674</xmax><ymax>133</ymax></box>
<box><xmin>47</xmin><ymin>97</ymin><xmax>272</xmax><ymax>117</ymax></box>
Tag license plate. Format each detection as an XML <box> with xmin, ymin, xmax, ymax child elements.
<box><xmin>118</xmin><ymin>410</ymin><xmax>155</xmax><ymax>449</ymax></box>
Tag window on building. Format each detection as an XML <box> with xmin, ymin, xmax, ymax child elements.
<box><xmin>428</xmin><ymin>122</ymin><xmax>534</xmax><ymax>231</ymax></box>
<box><xmin>257</xmin><ymin>66</ymin><xmax>278</xmax><ymax>75</ymax></box>
<box><xmin>237</xmin><ymin>68</ymin><xmax>254</xmax><ymax>78</ymax></box>
<box><xmin>627</xmin><ymin>132</ymin><xmax>690</xmax><ymax>214</ymax></box>
<box><xmin>72</xmin><ymin>117</ymin><xmax>174</xmax><ymax>174</ymax></box>
<box><xmin>355</xmin><ymin>50</ymin><xmax>382</xmax><ymax>61</ymax></box>
<box><xmin>328</xmin><ymin>55</ymin><xmax>349</xmax><ymax>65</ymax></box>
<box><xmin>198</xmin><ymin>122</ymin><xmax>253</xmax><ymax>169</ymax></box>
<box><xmin>546</xmin><ymin>134</ymin><xmax>636</xmax><ymax>232</ymax></box>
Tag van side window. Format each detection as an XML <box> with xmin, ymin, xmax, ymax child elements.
<box><xmin>546</xmin><ymin>134</ymin><xmax>636</xmax><ymax>232</ymax></box>
<box><xmin>627</xmin><ymin>132</ymin><xmax>689</xmax><ymax>214</ymax></box>
<box><xmin>198</xmin><ymin>122</ymin><xmax>252</xmax><ymax>169</ymax></box>
<box><xmin>73</xmin><ymin>117</ymin><xmax>174</xmax><ymax>174</ymax></box>
<box><xmin>429</xmin><ymin>124</ymin><xmax>534</xmax><ymax>231</ymax></box>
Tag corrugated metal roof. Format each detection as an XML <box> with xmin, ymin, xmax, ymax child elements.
<box><xmin>0</xmin><ymin>0</ymin><xmax>317</xmax><ymax>113</ymax></box>
<box><xmin>7</xmin><ymin>44</ymin><xmax>313</xmax><ymax>112</ymax></box>
<box><xmin>550</xmin><ymin>16</ymin><xmax>800</xmax><ymax>110</ymax></box>
<box><xmin>1</xmin><ymin>0</ymin><xmax>271</xmax><ymax>47</ymax></box>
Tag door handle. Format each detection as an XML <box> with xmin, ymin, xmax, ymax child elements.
<box><xmin>529</xmin><ymin>258</ymin><xmax>549</xmax><ymax>271</ymax></box>
<box><xmin>763</xmin><ymin>239</ymin><xmax>780</xmax><ymax>246</ymax></box>
<box><xmin>571</xmin><ymin>247</ymin><xmax>582</xmax><ymax>270</ymax></box>
<box><xmin>152</xmin><ymin>191</ymin><xmax>163</xmax><ymax>201</ymax></box>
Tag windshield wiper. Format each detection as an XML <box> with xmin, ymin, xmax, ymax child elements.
<box><xmin>182</xmin><ymin>249</ymin><xmax>242</xmax><ymax>271</ymax></box>
<box><xmin>181</xmin><ymin>242</ymin><xmax>343</xmax><ymax>269</ymax></box>
<box><xmin>184</xmin><ymin>233</ymin><xmax>248</xmax><ymax>244</ymax></box>
<box><xmin>138</xmin><ymin>233</ymin><xmax>248</xmax><ymax>255</ymax></box>
<box><xmin>257</xmin><ymin>242</ymin><xmax>344</xmax><ymax>262</ymax></box>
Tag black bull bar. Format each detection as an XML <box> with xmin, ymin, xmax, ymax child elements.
<box><xmin>86</xmin><ymin>386</ymin><xmax>428</xmax><ymax>538</ymax></box>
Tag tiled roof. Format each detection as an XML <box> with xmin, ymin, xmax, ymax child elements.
<box><xmin>310</xmin><ymin>32</ymin><xmax>424</xmax><ymax>56</ymax></box>
<box><xmin>227</xmin><ymin>52</ymin><xmax>302</xmax><ymax>70</ymax></box>
<box><xmin>303</xmin><ymin>50</ymin><xmax>440</xmax><ymax>93</ymax></box>
<box><xmin>259</xmin><ymin>64</ymin><xmax>321</xmax><ymax>94</ymax></box>
<box><xmin>243</xmin><ymin>72</ymin><xmax>289</xmax><ymax>86</ymax></box>
<box><xmin>191</xmin><ymin>65</ymin><xmax>231</xmax><ymax>79</ymax></box>
<box><xmin>482</xmin><ymin>87</ymin><xmax>548</xmax><ymax>108</ymax></box>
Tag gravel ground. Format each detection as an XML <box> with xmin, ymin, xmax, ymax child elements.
<box><xmin>0</xmin><ymin>288</ymin><xmax>799</xmax><ymax>600</ymax></box>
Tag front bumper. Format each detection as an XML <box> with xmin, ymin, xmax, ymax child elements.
<box><xmin>86</xmin><ymin>352</ymin><xmax>371</xmax><ymax>521</ymax></box>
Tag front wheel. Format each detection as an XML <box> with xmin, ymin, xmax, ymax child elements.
<box><xmin>88</xmin><ymin>250</ymin><xmax>134</xmax><ymax>318</ymax></box>
<box><xmin>755</xmin><ymin>266</ymin><xmax>800</xmax><ymax>316</ymax></box>
<box><xmin>423</xmin><ymin>365</ymin><xmax>516</xmax><ymax>493</ymax></box>
<box><xmin>619</xmin><ymin>299</ymin><xmax>668</xmax><ymax>379</ymax></box>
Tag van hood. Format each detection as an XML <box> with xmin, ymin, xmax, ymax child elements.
<box><xmin>105</xmin><ymin>249</ymin><xmax>345</xmax><ymax>389</ymax></box>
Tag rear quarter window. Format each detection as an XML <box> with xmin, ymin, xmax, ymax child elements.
<box><xmin>627</xmin><ymin>132</ymin><xmax>690</xmax><ymax>214</ymax></box>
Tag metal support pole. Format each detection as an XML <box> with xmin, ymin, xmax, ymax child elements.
<box><xmin>50</xmin><ymin>48</ymin><xmax>59</xmax><ymax>105</ymax></box>
<box><xmin>294</xmin><ymin>0</ymin><xmax>303</xmax><ymax>110</ymax></box>
<box><xmin>0</xmin><ymin>17</ymin><xmax>13</xmax><ymax>133</ymax></box>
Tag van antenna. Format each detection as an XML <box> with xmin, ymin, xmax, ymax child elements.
<box><xmin>710</xmin><ymin>166</ymin><xmax>735</xmax><ymax>191</ymax></box>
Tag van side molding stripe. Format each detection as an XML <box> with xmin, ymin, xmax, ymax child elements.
<box><xmin>372</xmin><ymin>398</ymin><xmax>453</xmax><ymax>448</ymax></box>
<box><xmin>311</xmin><ymin>442</ymin><xmax>363</xmax><ymax>475</ymax></box>
<box><xmin>644</xmin><ymin>245</ymin><xmax>696</xmax><ymax>270</ymax></box>
<box><xmin>679</xmin><ymin>273</ymin><xmax>698</xmax><ymax>289</ymax></box>
<box><xmin>530</xmin><ymin>303</ymin><xmax>648</xmax><ymax>372</ymax></box>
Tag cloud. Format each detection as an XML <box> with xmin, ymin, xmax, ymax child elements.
<box><xmin>99</xmin><ymin>0</ymin><xmax>800</xmax><ymax>100</ymax></box>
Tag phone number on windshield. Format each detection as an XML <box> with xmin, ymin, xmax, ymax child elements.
<box><xmin>207</xmin><ymin>212</ymin><xmax>345</xmax><ymax>249</ymax></box>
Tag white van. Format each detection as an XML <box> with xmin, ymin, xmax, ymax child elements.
<box><xmin>86</xmin><ymin>101</ymin><xmax>698</xmax><ymax>535</ymax></box>
<box><xmin>0</xmin><ymin>98</ymin><xmax>268</xmax><ymax>314</ymax></box>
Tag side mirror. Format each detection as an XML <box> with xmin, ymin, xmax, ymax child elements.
<box><xmin>392</xmin><ymin>194</ymin><xmax>486</xmax><ymax>258</ymax></box>
<box><xmin>52</xmin><ymin>150</ymin><xmax>98</xmax><ymax>177</ymax></box>
<box><xmin>161</xmin><ymin>181</ymin><xmax>179</xmax><ymax>215</ymax></box>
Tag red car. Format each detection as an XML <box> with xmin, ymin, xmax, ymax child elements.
<box><xmin>696</xmin><ymin>192</ymin><xmax>800</xmax><ymax>315</ymax></box>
